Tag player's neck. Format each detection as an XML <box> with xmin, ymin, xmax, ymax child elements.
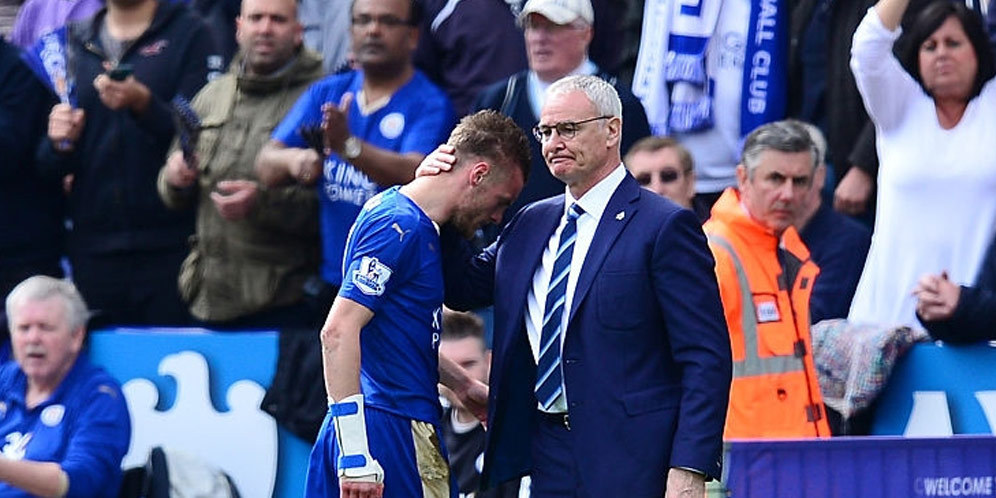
<box><xmin>399</xmin><ymin>178</ymin><xmax>455</xmax><ymax>226</ymax></box>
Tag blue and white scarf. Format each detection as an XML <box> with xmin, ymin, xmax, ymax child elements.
<box><xmin>740</xmin><ymin>0</ymin><xmax>788</xmax><ymax>137</ymax></box>
<box><xmin>633</xmin><ymin>0</ymin><xmax>788</xmax><ymax>138</ymax></box>
<box><xmin>663</xmin><ymin>0</ymin><xmax>722</xmax><ymax>132</ymax></box>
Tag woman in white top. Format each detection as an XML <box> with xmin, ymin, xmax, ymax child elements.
<box><xmin>848</xmin><ymin>0</ymin><xmax>996</xmax><ymax>327</ymax></box>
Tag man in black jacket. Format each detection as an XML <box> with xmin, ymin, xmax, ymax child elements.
<box><xmin>38</xmin><ymin>0</ymin><xmax>222</xmax><ymax>327</ymax></box>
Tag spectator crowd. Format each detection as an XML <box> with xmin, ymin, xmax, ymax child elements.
<box><xmin>1</xmin><ymin>0</ymin><xmax>996</xmax><ymax>493</ymax></box>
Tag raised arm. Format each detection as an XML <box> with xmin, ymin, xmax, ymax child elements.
<box><xmin>875</xmin><ymin>0</ymin><xmax>911</xmax><ymax>31</ymax></box>
<box><xmin>319</xmin><ymin>96</ymin><xmax>430</xmax><ymax>185</ymax></box>
<box><xmin>851</xmin><ymin>0</ymin><xmax>916</xmax><ymax>131</ymax></box>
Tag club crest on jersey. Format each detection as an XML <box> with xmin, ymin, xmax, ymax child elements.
<box><xmin>353</xmin><ymin>256</ymin><xmax>392</xmax><ymax>296</ymax></box>
<box><xmin>2</xmin><ymin>432</ymin><xmax>32</xmax><ymax>460</ymax></box>
<box><xmin>379</xmin><ymin>112</ymin><xmax>405</xmax><ymax>139</ymax></box>
<box><xmin>41</xmin><ymin>404</ymin><xmax>65</xmax><ymax>426</ymax></box>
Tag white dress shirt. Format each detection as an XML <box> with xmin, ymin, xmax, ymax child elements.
<box><xmin>525</xmin><ymin>165</ymin><xmax>627</xmax><ymax>412</ymax></box>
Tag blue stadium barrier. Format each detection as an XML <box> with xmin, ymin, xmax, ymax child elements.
<box><xmin>88</xmin><ymin>328</ymin><xmax>311</xmax><ymax>498</ymax></box>
<box><xmin>84</xmin><ymin>330</ymin><xmax>996</xmax><ymax>497</ymax></box>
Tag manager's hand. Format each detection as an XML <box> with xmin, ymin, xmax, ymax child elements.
<box><xmin>664</xmin><ymin>468</ymin><xmax>705</xmax><ymax>498</ymax></box>
<box><xmin>461</xmin><ymin>379</ymin><xmax>489</xmax><ymax>426</ymax></box>
<box><xmin>415</xmin><ymin>144</ymin><xmax>456</xmax><ymax>177</ymax></box>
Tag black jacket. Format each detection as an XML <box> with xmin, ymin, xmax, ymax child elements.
<box><xmin>0</xmin><ymin>37</ymin><xmax>63</xmax><ymax>276</ymax></box>
<box><xmin>35</xmin><ymin>1</ymin><xmax>221</xmax><ymax>256</ymax></box>
<box><xmin>414</xmin><ymin>0</ymin><xmax>527</xmax><ymax>117</ymax></box>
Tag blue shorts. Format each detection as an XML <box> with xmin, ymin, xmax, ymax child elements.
<box><xmin>305</xmin><ymin>405</ymin><xmax>455</xmax><ymax>498</ymax></box>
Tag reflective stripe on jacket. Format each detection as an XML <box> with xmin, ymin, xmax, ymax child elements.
<box><xmin>704</xmin><ymin>188</ymin><xmax>831</xmax><ymax>439</ymax></box>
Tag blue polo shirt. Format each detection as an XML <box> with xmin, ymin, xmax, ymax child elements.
<box><xmin>272</xmin><ymin>69</ymin><xmax>454</xmax><ymax>286</ymax></box>
<box><xmin>0</xmin><ymin>357</ymin><xmax>130</xmax><ymax>497</ymax></box>
<box><xmin>339</xmin><ymin>187</ymin><xmax>445</xmax><ymax>425</ymax></box>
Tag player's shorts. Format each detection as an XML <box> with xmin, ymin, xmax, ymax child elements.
<box><xmin>305</xmin><ymin>404</ymin><xmax>455</xmax><ymax>498</ymax></box>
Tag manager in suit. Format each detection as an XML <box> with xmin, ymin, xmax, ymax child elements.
<box><xmin>440</xmin><ymin>74</ymin><xmax>732</xmax><ymax>497</ymax></box>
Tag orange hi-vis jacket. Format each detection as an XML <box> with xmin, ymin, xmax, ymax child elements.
<box><xmin>703</xmin><ymin>188</ymin><xmax>831</xmax><ymax>439</ymax></box>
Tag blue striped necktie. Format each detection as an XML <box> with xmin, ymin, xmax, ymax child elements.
<box><xmin>535</xmin><ymin>203</ymin><xmax>584</xmax><ymax>410</ymax></box>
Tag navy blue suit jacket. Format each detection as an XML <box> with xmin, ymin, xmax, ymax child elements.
<box><xmin>444</xmin><ymin>173</ymin><xmax>732</xmax><ymax>495</ymax></box>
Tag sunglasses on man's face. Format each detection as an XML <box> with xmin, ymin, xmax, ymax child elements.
<box><xmin>636</xmin><ymin>169</ymin><xmax>684</xmax><ymax>186</ymax></box>
<box><xmin>350</xmin><ymin>14</ymin><xmax>412</xmax><ymax>28</ymax></box>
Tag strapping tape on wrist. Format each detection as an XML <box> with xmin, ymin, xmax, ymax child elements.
<box><xmin>330</xmin><ymin>394</ymin><xmax>384</xmax><ymax>483</ymax></box>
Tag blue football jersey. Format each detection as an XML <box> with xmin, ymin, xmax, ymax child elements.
<box><xmin>0</xmin><ymin>358</ymin><xmax>130</xmax><ymax>497</ymax></box>
<box><xmin>338</xmin><ymin>187</ymin><xmax>445</xmax><ymax>425</ymax></box>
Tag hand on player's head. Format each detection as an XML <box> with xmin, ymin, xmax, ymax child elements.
<box><xmin>415</xmin><ymin>144</ymin><xmax>457</xmax><ymax>177</ymax></box>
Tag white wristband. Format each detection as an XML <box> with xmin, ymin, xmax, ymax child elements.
<box><xmin>330</xmin><ymin>394</ymin><xmax>384</xmax><ymax>483</ymax></box>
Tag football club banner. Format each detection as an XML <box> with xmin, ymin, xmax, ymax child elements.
<box><xmin>21</xmin><ymin>27</ymin><xmax>75</xmax><ymax>106</ymax></box>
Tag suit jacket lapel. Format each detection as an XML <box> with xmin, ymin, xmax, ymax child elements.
<box><xmin>568</xmin><ymin>175</ymin><xmax>641</xmax><ymax>323</ymax></box>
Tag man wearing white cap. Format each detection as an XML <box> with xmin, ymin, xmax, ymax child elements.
<box><xmin>473</xmin><ymin>0</ymin><xmax>651</xmax><ymax>244</ymax></box>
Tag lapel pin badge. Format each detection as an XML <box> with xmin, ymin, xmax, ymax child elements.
<box><xmin>616</xmin><ymin>211</ymin><xmax>625</xmax><ymax>221</ymax></box>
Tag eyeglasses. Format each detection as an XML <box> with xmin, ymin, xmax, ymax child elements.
<box><xmin>532</xmin><ymin>116</ymin><xmax>611</xmax><ymax>142</ymax></box>
<box><xmin>351</xmin><ymin>14</ymin><xmax>412</xmax><ymax>28</ymax></box>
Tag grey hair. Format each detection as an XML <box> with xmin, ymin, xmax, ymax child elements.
<box><xmin>6</xmin><ymin>276</ymin><xmax>90</xmax><ymax>331</ymax></box>
<box><xmin>547</xmin><ymin>75</ymin><xmax>622</xmax><ymax>118</ymax></box>
<box><xmin>741</xmin><ymin>120</ymin><xmax>819</xmax><ymax>177</ymax></box>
